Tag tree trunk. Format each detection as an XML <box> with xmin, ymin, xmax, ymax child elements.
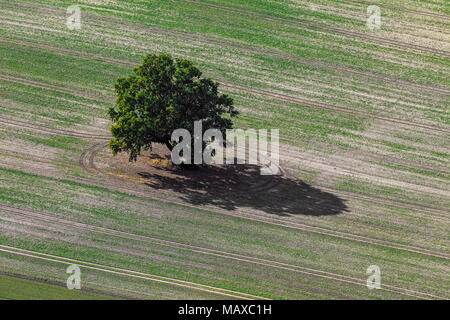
<box><xmin>165</xmin><ymin>141</ymin><xmax>173</xmax><ymax>152</ymax></box>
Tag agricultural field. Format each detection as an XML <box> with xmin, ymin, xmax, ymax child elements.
<box><xmin>0</xmin><ymin>0</ymin><xmax>448</xmax><ymax>300</ymax></box>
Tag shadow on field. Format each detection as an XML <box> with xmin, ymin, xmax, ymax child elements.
<box><xmin>137</xmin><ymin>159</ymin><xmax>349</xmax><ymax>217</ymax></box>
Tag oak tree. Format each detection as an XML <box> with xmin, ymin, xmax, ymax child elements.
<box><xmin>107</xmin><ymin>53</ymin><xmax>237</xmax><ymax>161</ymax></box>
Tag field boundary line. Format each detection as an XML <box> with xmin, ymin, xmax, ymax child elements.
<box><xmin>0</xmin><ymin>245</ymin><xmax>265</xmax><ymax>300</ymax></box>
<box><xmin>1</xmin><ymin>204</ymin><xmax>447</xmax><ymax>300</ymax></box>
<box><xmin>0</xmin><ymin>270</ymin><xmax>132</xmax><ymax>300</ymax></box>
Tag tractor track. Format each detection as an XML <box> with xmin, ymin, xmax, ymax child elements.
<box><xmin>85</xmin><ymin>141</ymin><xmax>450</xmax><ymax>220</ymax></box>
<box><xmin>2</xmin><ymin>111</ymin><xmax>448</xmax><ymax>184</ymax></box>
<box><xmin>0</xmin><ymin>74</ymin><xmax>112</xmax><ymax>103</ymax></box>
<box><xmin>318</xmin><ymin>185</ymin><xmax>449</xmax><ymax>221</ymax></box>
<box><xmin>4</xmin><ymin>134</ymin><xmax>448</xmax><ymax>271</ymax></box>
<box><xmin>1</xmin><ymin>37</ymin><xmax>449</xmax><ymax>132</ymax></box>
<box><xmin>0</xmin><ymin>244</ymin><xmax>264</xmax><ymax>300</ymax></box>
<box><xmin>2</xmin><ymin>1</ymin><xmax>448</xmax><ymax>300</ymax></box>
<box><xmin>0</xmin><ymin>270</ymin><xmax>134</xmax><ymax>300</ymax></box>
<box><xmin>1</xmin><ymin>116</ymin><xmax>448</xmax><ymax>219</ymax></box>
<box><xmin>344</xmin><ymin>0</ymin><xmax>450</xmax><ymax>20</ymax></box>
<box><xmin>87</xmin><ymin>142</ymin><xmax>283</xmax><ymax>194</ymax></box>
<box><xmin>219</xmin><ymin>82</ymin><xmax>450</xmax><ymax>134</ymax></box>
<box><xmin>0</xmin><ymin>116</ymin><xmax>110</xmax><ymax>140</ymax></box>
<box><xmin>1</xmin><ymin>113</ymin><xmax>448</xmax><ymax>217</ymax></box>
<box><xmin>79</xmin><ymin>143</ymin><xmax>450</xmax><ymax>261</ymax></box>
<box><xmin>177</xmin><ymin>0</ymin><xmax>450</xmax><ymax>57</ymax></box>
<box><xmin>0</xmin><ymin>204</ymin><xmax>446</xmax><ymax>300</ymax></box>
<box><xmin>1</xmin><ymin>68</ymin><xmax>448</xmax><ymax>137</ymax></box>
<box><xmin>277</xmin><ymin>148</ymin><xmax>450</xmax><ymax>202</ymax></box>
<box><xmin>2</xmin><ymin>35</ymin><xmax>449</xmax><ymax>97</ymax></box>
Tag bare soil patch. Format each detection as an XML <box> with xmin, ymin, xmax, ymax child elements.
<box><xmin>90</xmin><ymin>143</ymin><xmax>349</xmax><ymax>217</ymax></box>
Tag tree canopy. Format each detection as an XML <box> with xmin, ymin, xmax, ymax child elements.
<box><xmin>107</xmin><ymin>53</ymin><xmax>238</xmax><ymax>161</ymax></box>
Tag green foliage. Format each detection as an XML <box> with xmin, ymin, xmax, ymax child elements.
<box><xmin>107</xmin><ymin>53</ymin><xmax>238</xmax><ymax>161</ymax></box>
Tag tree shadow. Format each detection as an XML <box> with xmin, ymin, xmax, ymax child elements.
<box><xmin>136</xmin><ymin>162</ymin><xmax>349</xmax><ymax>217</ymax></box>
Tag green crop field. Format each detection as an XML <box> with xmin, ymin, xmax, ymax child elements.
<box><xmin>0</xmin><ymin>273</ymin><xmax>120</xmax><ymax>299</ymax></box>
<box><xmin>0</xmin><ymin>0</ymin><xmax>448</xmax><ymax>300</ymax></box>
